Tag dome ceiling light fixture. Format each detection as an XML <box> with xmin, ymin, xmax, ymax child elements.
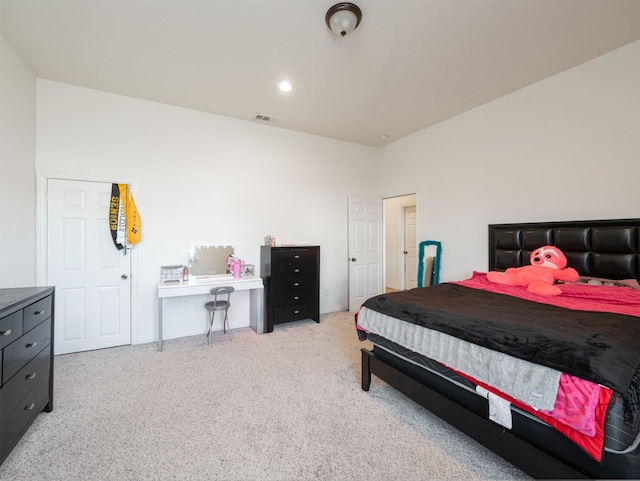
<box><xmin>325</xmin><ymin>2</ymin><xmax>362</xmax><ymax>37</ymax></box>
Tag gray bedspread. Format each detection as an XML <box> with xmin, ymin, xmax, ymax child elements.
<box><xmin>358</xmin><ymin>305</ymin><xmax>561</xmax><ymax>410</ymax></box>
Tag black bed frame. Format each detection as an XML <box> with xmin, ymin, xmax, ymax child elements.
<box><xmin>361</xmin><ymin>218</ymin><xmax>640</xmax><ymax>479</ymax></box>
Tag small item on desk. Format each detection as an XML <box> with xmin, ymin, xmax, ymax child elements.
<box><xmin>242</xmin><ymin>264</ymin><xmax>255</xmax><ymax>277</ymax></box>
<box><xmin>161</xmin><ymin>265</ymin><xmax>184</xmax><ymax>283</ymax></box>
<box><xmin>227</xmin><ymin>254</ymin><xmax>245</xmax><ymax>279</ymax></box>
<box><xmin>183</xmin><ymin>265</ymin><xmax>189</xmax><ymax>282</ymax></box>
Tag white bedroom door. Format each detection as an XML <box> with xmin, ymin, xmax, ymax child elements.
<box><xmin>47</xmin><ymin>178</ymin><xmax>131</xmax><ymax>354</ymax></box>
<box><xmin>348</xmin><ymin>195</ymin><xmax>383</xmax><ymax>311</ymax></box>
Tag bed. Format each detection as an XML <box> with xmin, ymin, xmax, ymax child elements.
<box><xmin>356</xmin><ymin>218</ymin><xmax>640</xmax><ymax>479</ymax></box>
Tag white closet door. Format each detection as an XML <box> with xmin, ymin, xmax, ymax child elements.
<box><xmin>348</xmin><ymin>195</ymin><xmax>383</xmax><ymax>311</ymax></box>
<box><xmin>47</xmin><ymin>179</ymin><xmax>131</xmax><ymax>354</ymax></box>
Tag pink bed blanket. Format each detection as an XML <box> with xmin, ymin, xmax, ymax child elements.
<box><xmin>543</xmin><ymin>373</ymin><xmax>602</xmax><ymax>437</ymax></box>
<box><xmin>452</xmin><ymin>272</ymin><xmax>639</xmax><ymax>461</ymax></box>
<box><xmin>455</xmin><ymin>367</ymin><xmax>612</xmax><ymax>461</ymax></box>
<box><xmin>454</xmin><ymin>271</ymin><xmax>640</xmax><ymax>317</ymax></box>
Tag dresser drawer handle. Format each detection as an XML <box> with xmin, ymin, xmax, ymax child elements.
<box><xmin>294</xmin><ymin>310</ymin><xmax>300</xmax><ymax>314</ymax></box>
<box><xmin>26</xmin><ymin>342</ymin><xmax>38</xmax><ymax>349</ymax></box>
<box><xmin>0</xmin><ymin>329</ymin><xmax>11</xmax><ymax>336</ymax></box>
<box><xmin>25</xmin><ymin>403</ymin><xmax>36</xmax><ymax>411</ymax></box>
<box><xmin>294</xmin><ymin>268</ymin><xmax>300</xmax><ymax>273</ymax></box>
<box><xmin>293</xmin><ymin>282</ymin><xmax>300</xmax><ymax>287</ymax></box>
<box><xmin>26</xmin><ymin>373</ymin><xmax>37</xmax><ymax>380</ymax></box>
<box><xmin>294</xmin><ymin>255</ymin><xmax>300</xmax><ymax>259</ymax></box>
<box><xmin>293</xmin><ymin>296</ymin><xmax>299</xmax><ymax>300</ymax></box>
<box><xmin>33</xmin><ymin>310</ymin><xmax>45</xmax><ymax>316</ymax></box>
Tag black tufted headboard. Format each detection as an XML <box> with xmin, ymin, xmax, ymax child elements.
<box><xmin>489</xmin><ymin>219</ymin><xmax>640</xmax><ymax>280</ymax></box>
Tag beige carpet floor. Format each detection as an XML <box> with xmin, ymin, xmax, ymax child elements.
<box><xmin>0</xmin><ymin>311</ymin><xmax>528</xmax><ymax>481</ymax></box>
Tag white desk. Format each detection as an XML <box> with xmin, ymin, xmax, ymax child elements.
<box><xmin>157</xmin><ymin>276</ymin><xmax>264</xmax><ymax>351</ymax></box>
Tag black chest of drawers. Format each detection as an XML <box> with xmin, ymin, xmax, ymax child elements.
<box><xmin>0</xmin><ymin>287</ymin><xmax>55</xmax><ymax>465</ymax></box>
<box><xmin>260</xmin><ymin>246</ymin><xmax>320</xmax><ymax>333</ymax></box>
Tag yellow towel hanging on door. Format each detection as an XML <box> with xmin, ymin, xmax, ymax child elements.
<box><xmin>122</xmin><ymin>184</ymin><xmax>141</xmax><ymax>246</ymax></box>
<box><xmin>110</xmin><ymin>184</ymin><xmax>141</xmax><ymax>251</ymax></box>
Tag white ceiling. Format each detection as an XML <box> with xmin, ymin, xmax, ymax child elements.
<box><xmin>2</xmin><ymin>0</ymin><xmax>639</xmax><ymax>147</ymax></box>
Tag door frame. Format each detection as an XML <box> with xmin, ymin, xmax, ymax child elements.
<box><xmin>35</xmin><ymin>172</ymin><xmax>140</xmax><ymax>346</ymax></box>
<box><xmin>382</xmin><ymin>190</ymin><xmax>418</xmax><ymax>292</ymax></box>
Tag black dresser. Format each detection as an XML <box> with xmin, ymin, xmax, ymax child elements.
<box><xmin>0</xmin><ymin>287</ymin><xmax>55</xmax><ymax>465</ymax></box>
<box><xmin>260</xmin><ymin>246</ymin><xmax>320</xmax><ymax>333</ymax></box>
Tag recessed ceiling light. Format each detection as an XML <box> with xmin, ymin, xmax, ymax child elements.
<box><xmin>279</xmin><ymin>81</ymin><xmax>292</xmax><ymax>92</ymax></box>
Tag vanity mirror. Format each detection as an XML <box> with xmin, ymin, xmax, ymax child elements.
<box><xmin>187</xmin><ymin>246</ymin><xmax>234</xmax><ymax>278</ymax></box>
<box><xmin>417</xmin><ymin>240</ymin><xmax>442</xmax><ymax>287</ymax></box>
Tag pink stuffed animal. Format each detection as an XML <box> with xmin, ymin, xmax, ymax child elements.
<box><xmin>486</xmin><ymin>245</ymin><xmax>579</xmax><ymax>296</ymax></box>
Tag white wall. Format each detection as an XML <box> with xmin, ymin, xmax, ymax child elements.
<box><xmin>376</xmin><ymin>41</ymin><xmax>640</xmax><ymax>283</ymax></box>
<box><xmin>35</xmin><ymin>80</ymin><xmax>377</xmax><ymax>343</ymax></box>
<box><xmin>0</xmin><ymin>33</ymin><xmax>37</xmax><ymax>288</ymax></box>
<box><xmin>3</xmin><ymin>34</ymin><xmax>638</xmax><ymax>344</ymax></box>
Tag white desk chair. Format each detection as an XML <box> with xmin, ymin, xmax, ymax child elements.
<box><xmin>205</xmin><ymin>286</ymin><xmax>234</xmax><ymax>344</ymax></box>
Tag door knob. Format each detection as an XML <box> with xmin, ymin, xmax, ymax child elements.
<box><xmin>350</xmin><ymin>257</ymin><xmax>357</xmax><ymax>262</ymax></box>
<box><xmin>121</xmin><ymin>274</ymin><xmax>128</xmax><ymax>280</ymax></box>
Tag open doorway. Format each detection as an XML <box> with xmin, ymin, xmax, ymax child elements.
<box><xmin>383</xmin><ymin>193</ymin><xmax>417</xmax><ymax>292</ymax></box>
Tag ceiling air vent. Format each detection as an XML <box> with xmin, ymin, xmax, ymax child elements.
<box><xmin>253</xmin><ymin>113</ymin><xmax>278</xmax><ymax>124</ymax></box>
